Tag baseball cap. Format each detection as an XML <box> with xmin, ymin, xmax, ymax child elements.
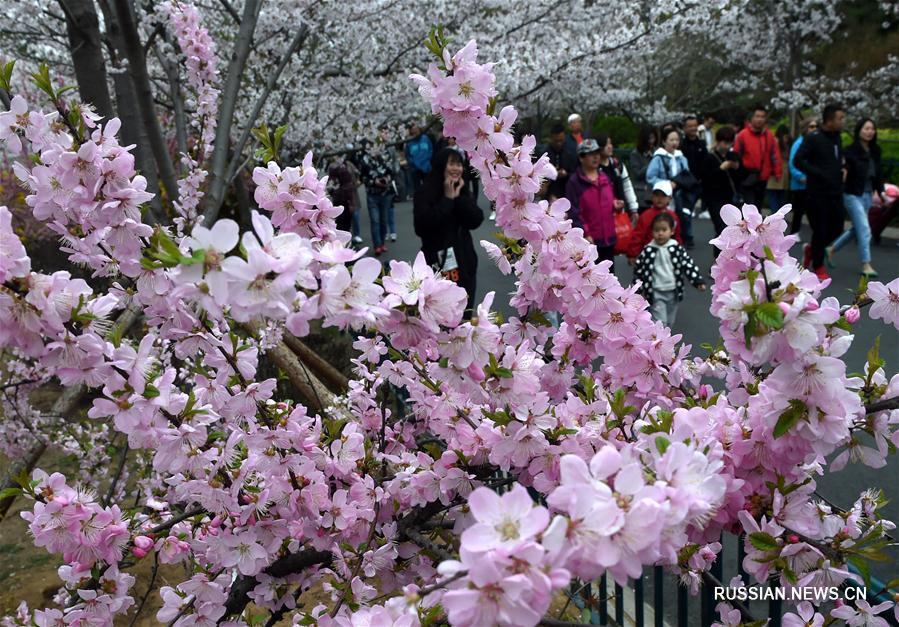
<box><xmin>577</xmin><ymin>138</ymin><xmax>601</xmax><ymax>155</ymax></box>
<box><xmin>652</xmin><ymin>180</ymin><xmax>673</xmax><ymax>196</ymax></box>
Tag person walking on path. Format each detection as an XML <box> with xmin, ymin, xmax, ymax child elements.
<box><xmin>794</xmin><ymin>102</ymin><xmax>847</xmax><ymax>281</ymax></box>
<box><xmin>699</xmin><ymin>114</ymin><xmax>716</xmax><ymax>152</ymax></box>
<box><xmin>826</xmin><ymin>117</ymin><xmax>884</xmax><ymax>278</ymax></box>
<box><xmin>627</xmin><ymin>181</ymin><xmax>683</xmax><ymax>261</ymax></box>
<box><xmin>596</xmin><ymin>133</ymin><xmax>639</xmax><ymax>213</ymax></box>
<box><xmin>646</xmin><ymin>125</ymin><xmax>696</xmax><ymax>248</ymax></box>
<box><xmin>564</xmin><ymin>113</ymin><xmax>588</xmax><ymax>154</ymax></box>
<box><xmin>566</xmin><ymin>139</ymin><xmax>618</xmax><ymax>269</ymax></box>
<box><xmin>328</xmin><ymin>156</ymin><xmax>358</xmax><ymax>236</ymax></box>
<box><xmin>734</xmin><ymin>104</ymin><xmax>782</xmax><ymax>210</ymax></box>
<box><xmin>413</xmin><ymin>148</ymin><xmax>484</xmax><ymax>315</ymax></box>
<box><xmin>699</xmin><ymin>126</ymin><xmax>741</xmax><ymax>249</ymax></box>
<box><xmin>404</xmin><ymin>122</ymin><xmax>433</xmax><ymax>194</ymax></box>
<box><xmin>359</xmin><ymin>139</ymin><xmax>395</xmax><ymax>256</ymax></box>
<box><xmin>629</xmin><ymin>127</ymin><xmax>658</xmax><ymax>211</ymax></box>
<box><xmin>633</xmin><ymin>212</ymin><xmax>706</xmax><ymax>326</ymax></box>
<box><xmin>788</xmin><ymin>117</ymin><xmax>818</xmax><ymax>235</ymax></box>
<box><xmin>681</xmin><ymin>115</ymin><xmax>709</xmax><ymax>220</ymax></box>
<box><xmin>539</xmin><ymin>123</ymin><xmax>578</xmax><ymax>202</ymax></box>
<box><xmin>766</xmin><ymin>125</ymin><xmax>791</xmax><ymax>212</ymax></box>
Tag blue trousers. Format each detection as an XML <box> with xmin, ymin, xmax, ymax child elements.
<box><xmin>831</xmin><ymin>192</ymin><xmax>873</xmax><ymax>264</ymax></box>
<box><xmin>367</xmin><ymin>192</ymin><xmax>392</xmax><ymax>247</ymax></box>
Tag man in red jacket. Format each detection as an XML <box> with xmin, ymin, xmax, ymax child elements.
<box><xmin>734</xmin><ymin>104</ymin><xmax>782</xmax><ymax>211</ymax></box>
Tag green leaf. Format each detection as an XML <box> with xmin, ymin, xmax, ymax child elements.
<box><xmin>0</xmin><ymin>487</ymin><xmax>22</xmax><ymax>500</ymax></box>
<box><xmin>142</xmin><ymin>384</ymin><xmax>160</xmax><ymax>399</ymax></box>
<box><xmin>492</xmin><ymin>367</ymin><xmax>513</xmax><ymax>378</ymax></box>
<box><xmin>755</xmin><ymin>301</ymin><xmax>784</xmax><ymax>330</ymax></box>
<box><xmin>655</xmin><ymin>435</ymin><xmax>670</xmax><ymax>455</ymax></box>
<box><xmin>747</xmin><ymin>531</ymin><xmax>779</xmax><ymax>552</ymax></box>
<box><xmin>848</xmin><ymin>555</ymin><xmax>872</xmax><ymax>588</ymax></box>
<box><xmin>0</xmin><ymin>59</ymin><xmax>15</xmax><ymax>92</ymax></box>
<box><xmin>774</xmin><ymin>400</ymin><xmax>807</xmax><ymax>438</ymax></box>
<box><xmin>763</xmin><ymin>245</ymin><xmax>775</xmax><ymax>261</ymax></box>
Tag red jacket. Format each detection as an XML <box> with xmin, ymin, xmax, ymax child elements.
<box><xmin>734</xmin><ymin>126</ymin><xmax>782</xmax><ymax>182</ymax></box>
<box><xmin>627</xmin><ymin>207</ymin><xmax>682</xmax><ymax>258</ymax></box>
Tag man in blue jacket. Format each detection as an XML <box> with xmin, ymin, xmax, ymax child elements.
<box><xmin>404</xmin><ymin>122</ymin><xmax>433</xmax><ymax>193</ymax></box>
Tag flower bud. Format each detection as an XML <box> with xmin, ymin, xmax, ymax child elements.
<box><xmin>466</xmin><ymin>363</ymin><xmax>485</xmax><ymax>382</ymax></box>
<box><xmin>777</xmin><ymin>301</ymin><xmax>791</xmax><ymax>317</ymax></box>
<box><xmin>844</xmin><ymin>305</ymin><xmax>860</xmax><ymax>324</ymax></box>
<box><xmin>132</xmin><ymin>535</ymin><xmax>153</xmax><ymax>558</ymax></box>
<box><xmin>787</xmin><ymin>534</ymin><xmax>799</xmax><ymax>544</ymax></box>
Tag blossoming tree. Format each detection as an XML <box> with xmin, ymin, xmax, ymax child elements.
<box><xmin>2</xmin><ymin>7</ymin><xmax>899</xmax><ymax>627</ymax></box>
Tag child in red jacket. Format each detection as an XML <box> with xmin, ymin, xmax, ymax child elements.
<box><xmin>627</xmin><ymin>180</ymin><xmax>682</xmax><ymax>261</ymax></box>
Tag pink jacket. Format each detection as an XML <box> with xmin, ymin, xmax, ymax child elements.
<box><xmin>565</xmin><ymin>168</ymin><xmax>617</xmax><ymax>246</ymax></box>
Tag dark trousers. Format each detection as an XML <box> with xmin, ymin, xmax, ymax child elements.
<box><xmin>741</xmin><ymin>180</ymin><xmax>768</xmax><ymax>210</ymax></box>
<box><xmin>674</xmin><ymin>190</ymin><xmax>694</xmax><ymax>245</ymax></box>
<box><xmin>789</xmin><ymin>189</ymin><xmax>807</xmax><ymax>234</ymax></box>
<box><xmin>336</xmin><ymin>208</ymin><xmax>353</xmax><ymax>233</ymax></box>
<box><xmin>807</xmin><ymin>191</ymin><xmax>844</xmax><ymax>269</ymax></box>
<box><xmin>411</xmin><ymin>169</ymin><xmax>427</xmax><ymax>193</ymax></box>
<box><xmin>597</xmin><ymin>244</ymin><xmax>615</xmax><ymax>274</ymax></box>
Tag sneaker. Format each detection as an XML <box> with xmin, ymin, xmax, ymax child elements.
<box><xmin>389</xmin><ymin>233</ymin><xmax>397</xmax><ymax>241</ymax></box>
<box><xmin>352</xmin><ymin>235</ymin><xmax>363</xmax><ymax>244</ymax></box>
<box><xmin>802</xmin><ymin>243</ymin><xmax>811</xmax><ymax>269</ymax></box>
<box><xmin>813</xmin><ymin>265</ymin><xmax>830</xmax><ymax>281</ymax></box>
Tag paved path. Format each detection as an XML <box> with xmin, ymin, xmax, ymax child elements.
<box><xmin>360</xmin><ymin>196</ymin><xmax>899</xmax><ymax>576</ymax></box>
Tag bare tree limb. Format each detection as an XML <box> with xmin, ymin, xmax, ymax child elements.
<box><xmin>201</xmin><ymin>0</ymin><xmax>263</xmax><ymax>225</ymax></box>
<box><xmin>223</xmin><ymin>25</ymin><xmax>309</xmax><ymax>186</ymax></box>
<box><xmin>112</xmin><ymin>0</ymin><xmax>180</xmax><ymax>205</ymax></box>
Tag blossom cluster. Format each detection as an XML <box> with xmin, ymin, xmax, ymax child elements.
<box><xmin>1</xmin><ymin>22</ymin><xmax>898</xmax><ymax>627</ymax></box>
<box><xmin>158</xmin><ymin>0</ymin><xmax>221</xmax><ymax>230</ymax></box>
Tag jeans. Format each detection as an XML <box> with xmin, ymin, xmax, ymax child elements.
<box><xmin>351</xmin><ymin>210</ymin><xmax>361</xmax><ymax>239</ymax></box>
<box><xmin>831</xmin><ymin>192</ymin><xmax>873</xmax><ymax>264</ymax></box>
<box><xmin>367</xmin><ymin>191</ymin><xmax>392</xmax><ymax>247</ymax></box>
<box><xmin>767</xmin><ymin>189</ymin><xmax>787</xmax><ymax>213</ymax></box>
<box><xmin>650</xmin><ymin>289</ymin><xmax>679</xmax><ymax>326</ymax></box>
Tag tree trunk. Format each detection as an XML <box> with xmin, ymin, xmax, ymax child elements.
<box><xmin>97</xmin><ymin>0</ymin><xmax>164</xmax><ymax>223</ymax></box>
<box><xmin>111</xmin><ymin>0</ymin><xmax>180</xmax><ymax>206</ymax></box>
<box><xmin>201</xmin><ymin>0</ymin><xmax>262</xmax><ymax>225</ymax></box>
<box><xmin>59</xmin><ymin>0</ymin><xmax>114</xmax><ymax>119</ymax></box>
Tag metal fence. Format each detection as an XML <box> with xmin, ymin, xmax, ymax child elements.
<box><xmin>559</xmin><ymin>532</ymin><xmax>897</xmax><ymax>627</ymax></box>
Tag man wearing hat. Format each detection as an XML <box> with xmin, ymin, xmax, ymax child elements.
<box><xmin>627</xmin><ymin>180</ymin><xmax>684</xmax><ymax>261</ymax></box>
<box><xmin>564</xmin><ymin>113</ymin><xmax>589</xmax><ymax>156</ymax></box>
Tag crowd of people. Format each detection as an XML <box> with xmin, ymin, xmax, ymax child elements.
<box><xmin>541</xmin><ymin>105</ymin><xmax>896</xmax><ymax>323</ymax></box>
<box><xmin>323</xmin><ymin>103</ymin><xmax>895</xmax><ymax>326</ymax></box>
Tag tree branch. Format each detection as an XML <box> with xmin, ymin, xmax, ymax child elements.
<box><xmin>112</xmin><ymin>0</ymin><xmax>180</xmax><ymax>204</ymax></box>
<box><xmin>223</xmin><ymin>25</ymin><xmax>309</xmax><ymax>188</ymax></box>
<box><xmin>201</xmin><ymin>0</ymin><xmax>262</xmax><ymax>225</ymax></box>
<box><xmin>221</xmin><ymin>548</ymin><xmax>333</xmax><ymax>619</ymax></box>
<box><xmin>866</xmin><ymin>395</ymin><xmax>899</xmax><ymax>415</ymax></box>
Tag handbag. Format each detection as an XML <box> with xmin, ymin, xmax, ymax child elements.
<box><xmin>613</xmin><ymin>210</ymin><xmax>634</xmax><ymax>255</ymax></box>
<box><xmin>662</xmin><ymin>155</ymin><xmax>699</xmax><ymax>191</ymax></box>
